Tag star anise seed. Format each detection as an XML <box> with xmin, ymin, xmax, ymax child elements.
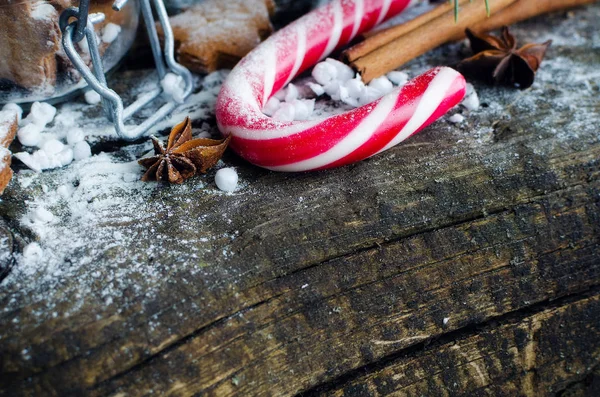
<box><xmin>458</xmin><ymin>26</ymin><xmax>551</xmax><ymax>89</ymax></box>
<box><xmin>138</xmin><ymin>117</ymin><xmax>231</xmax><ymax>184</ymax></box>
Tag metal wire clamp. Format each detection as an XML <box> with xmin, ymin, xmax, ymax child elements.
<box><xmin>60</xmin><ymin>0</ymin><xmax>193</xmax><ymax>141</ymax></box>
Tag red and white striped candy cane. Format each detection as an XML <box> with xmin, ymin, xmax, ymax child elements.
<box><xmin>216</xmin><ymin>0</ymin><xmax>466</xmax><ymax>172</ymax></box>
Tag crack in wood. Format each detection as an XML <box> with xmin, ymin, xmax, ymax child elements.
<box><xmin>296</xmin><ymin>286</ymin><xmax>600</xmax><ymax>396</ymax></box>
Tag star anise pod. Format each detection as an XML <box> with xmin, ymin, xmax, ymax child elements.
<box><xmin>138</xmin><ymin>117</ymin><xmax>230</xmax><ymax>184</ymax></box>
<box><xmin>458</xmin><ymin>26</ymin><xmax>552</xmax><ymax>89</ymax></box>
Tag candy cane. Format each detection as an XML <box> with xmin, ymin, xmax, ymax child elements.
<box><xmin>216</xmin><ymin>0</ymin><xmax>466</xmax><ymax>172</ymax></box>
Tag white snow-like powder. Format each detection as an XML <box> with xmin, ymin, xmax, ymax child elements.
<box><xmin>22</xmin><ymin>102</ymin><xmax>57</xmax><ymax>128</ymax></box>
<box><xmin>312</xmin><ymin>61</ymin><xmax>338</xmax><ymax>85</ymax></box>
<box><xmin>292</xmin><ymin>99</ymin><xmax>315</xmax><ymax>121</ymax></box>
<box><xmin>263</xmin><ymin>57</ymin><xmax>411</xmax><ymax>120</ymax></box>
<box><xmin>66</xmin><ymin>129</ymin><xmax>85</xmax><ymax>145</ymax></box>
<box><xmin>17</xmin><ymin>124</ymin><xmax>43</xmax><ymax>147</ymax></box>
<box><xmin>101</xmin><ymin>23</ymin><xmax>122</xmax><ymax>44</ymax></box>
<box><xmin>41</xmin><ymin>139</ymin><xmax>65</xmax><ymax>155</ymax></box>
<box><xmin>215</xmin><ymin>168</ymin><xmax>239</xmax><ymax>192</ymax></box>
<box><xmin>308</xmin><ymin>82</ymin><xmax>325</xmax><ymax>96</ymax></box>
<box><xmin>462</xmin><ymin>83</ymin><xmax>480</xmax><ymax>111</ymax></box>
<box><xmin>32</xmin><ymin>207</ymin><xmax>55</xmax><ymax>224</ymax></box>
<box><xmin>3</xmin><ymin>103</ymin><xmax>23</xmax><ymax>123</ymax></box>
<box><xmin>262</xmin><ymin>97</ymin><xmax>281</xmax><ymax>116</ymax></box>
<box><xmin>161</xmin><ymin>73</ymin><xmax>187</xmax><ymax>104</ymax></box>
<box><xmin>14</xmin><ymin>146</ymin><xmax>74</xmax><ymax>172</ymax></box>
<box><xmin>73</xmin><ymin>141</ymin><xmax>92</xmax><ymax>161</ymax></box>
<box><xmin>387</xmin><ymin>71</ymin><xmax>409</xmax><ymax>87</ymax></box>
<box><xmin>22</xmin><ymin>243</ymin><xmax>44</xmax><ymax>262</ymax></box>
<box><xmin>448</xmin><ymin>114</ymin><xmax>465</xmax><ymax>124</ymax></box>
<box><xmin>284</xmin><ymin>83</ymin><xmax>299</xmax><ymax>103</ymax></box>
<box><xmin>265</xmin><ymin>58</ymin><xmax>412</xmax><ymax>119</ymax></box>
<box><xmin>84</xmin><ymin>90</ymin><xmax>102</xmax><ymax>105</ymax></box>
<box><xmin>272</xmin><ymin>102</ymin><xmax>296</xmax><ymax>121</ymax></box>
<box><xmin>369</xmin><ymin>76</ymin><xmax>394</xmax><ymax>95</ymax></box>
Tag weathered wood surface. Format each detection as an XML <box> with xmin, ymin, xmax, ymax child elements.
<box><xmin>1</xmin><ymin>3</ymin><xmax>600</xmax><ymax>396</ymax></box>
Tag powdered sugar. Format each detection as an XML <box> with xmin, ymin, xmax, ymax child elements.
<box><xmin>84</xmin><ymin>90</ymin><xmax>102</xmax><ymax>105</ymax></box>
<box><xmin>161</xmin><ymin>73</ymin><xmax>187</xmax><ymax>104</ymax></box>
<box><xmin>101</xmin><ymin>23</ymin><xmax>122</xmax><ymax>44</ymax></box>
<box><xmin>263</xmin><ymin>58</ymin><xmax>411</xmax><ymax>120</ymax></box>
<box><xmin>2</xmin><ymin>103</ymin><xmax>23</xmax><ymax>123</ymax></box>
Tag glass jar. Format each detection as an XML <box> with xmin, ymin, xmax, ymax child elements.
<box><xmin>0</xmin><ymin>0</ymin><xmax>140</xmax><ymax>105</ymax></box>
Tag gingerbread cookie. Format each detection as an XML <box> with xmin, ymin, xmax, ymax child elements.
<box><xmin>0</xmin><ymin>0</ymin><xmax>125</xmax><ymax>92</ymax></box>
<box><xmin>0</xmin><ymin>1</ymin><xmax>61</xmax><ymax>92</ymax></box>
<box><xmin>161</xmin><ymin>0</ymin><xmax>275</xmax><ymax>73</ymax></box>
<box><xmin>0</xmin><ymin>110</ymin><xmax>19</xmax><ymax>194</ymax></box>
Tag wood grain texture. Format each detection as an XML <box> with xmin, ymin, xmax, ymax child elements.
<box><xmin>1</xmin><ymin>3</ymin><xmax>599</xmax><ymax>396</ymax></box>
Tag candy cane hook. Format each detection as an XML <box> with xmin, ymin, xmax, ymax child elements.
<box><xmin>216</xmin><ymin>0</ymin><xmax>466</xmax><ymax>172</ymax></box>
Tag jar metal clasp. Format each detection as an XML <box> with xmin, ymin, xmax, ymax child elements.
<box><xmin>60</xmin><ymin>0</ymin><xmax>193</xmax><ymax>141</ymax></box>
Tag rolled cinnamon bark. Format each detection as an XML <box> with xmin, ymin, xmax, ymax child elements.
<box><xmin>454</xmin><ymin>0</ymin><xmax>598</xmax><ymax>40</ymax></box>
<box><xmin>350</xmin><ymin>0</ymin><xmax>519</xmax><ymax>83</ymax></box>
<box><xmin>347</xmin><ymin>0</ymin><xmax>597</xmax><ymax>83</ymax></box>
<box><xmin>343</xmin><ymin>0</ymin><xmax>472</xmax><ymax>63</ymax></box>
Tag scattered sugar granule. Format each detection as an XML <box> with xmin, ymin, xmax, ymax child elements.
<box><xmin>387</xmin><ymin>71</ymin><xmax>409</xmax><ymax>86</ymax></box>
<box><xmin>368</xmin><ymin>76</ymin><xmax>394</xmax><ymax>96</ymax></box>
<box><xmin>101</xmin><ymin>23</ymin><xmax>122</xmax><ymax>44</ymax></box>
<box><xmin>312</xmin><ymin>61</ymin><xmax>338</xmax><ymax>86</ymax></box>
<box><xmin>23</xmin><ymin>102</ymin><xmax>57</xmax><ymax>127</ymax></box>
<box><xmin>56</xmin><ymin>185</ymin><xmax>73</xmax><ymax>199</ymax></box>
<box><xmin>292</xmin><ymin>99</ymin><xmax>315</xmax><ymax>121</ymax></box>
<box><xmin>41</xmin><ymin>139</ymin><xmax>65</xmax><ymax>155</ymax></box>
<box><xmin>84</xmin><ymin>90</ymin><xmax>102</xmax><ymax>105</ymax></box>
<box><xmin>345</xmin><ymin>77</ymin><xmax>366</xmax><ymax>100</ymax></box>
<box><xmin>359</xmin><ymin>87</ymin><xmax>383</xmax><ymax>106</ymax></box>
<box><xmin>462</xmin><ymin>83</ymin><xmax>480</xmax><ymax>111</ymax></box>
<box><xmin>78</xmin><ymin>33</ymin><xmax>99</xmax><ymax>54</ymax></box>
<box><xmin>13</xmin><ymin>152</ymin><xmax>41</xmax><ymax>172</ymax></box>
<box><xmin>3</xmin><ymin>103</ymin><xmax>23</xmax><ymax>123</ymax></box>
<box><xmin>73</xmin><ymin>141</ymin><xmax>92</xmax><ymax>160</ymax></box>
<box><xmin>56</xmin><ymin>147</ymin><xmax>74</xmax><ymax>167</ymax></box>
<box><xmin>324</xmin><ymin>80</ymin><xmax>342</xmax><ymax>99</ymax></box>
<box><xmin>325</xmin><ymin>58</ymin><xmax>354</xmax><ymax>82</ymax></box>
<box><xmin>66</xmin><ymin>128</ymin><xmax>85</xmax><ymax>145</ymax></box>
<box><xmin>308</xmin><ymin>82</ymin><xmax>325</xmax><ymax>97</ymax></box>
<box><xmin>161</xmin><ymin>73</ymin><xmax>186</xmax><ymax>104</ymax></box>
<box><xmin>32</xmin><ymin>207</ymin><xmax>54</xmax><ymax>224</ymax></box>
<box><xmin>448</xmin><ymin>114</ymin><xmax>465</xmax><ymax>124</ymax></box>
<box><xmin>284</xmin><ymin>83</ymin><xmax>299</xmax><ymax>103</ymax></box>
<box><xmin>215</xmin><ymin>168</ymin><xmax>238</xmax><ymax>192</ymax></box>
<box><xmin>22</xmin><ymin>242</ymin><xmax>44</xmax><ymax>263</ymax></box>
<box><xmin>262</xmin><ymin>97</ymin><xmax>281</xmax><ymax>117</ymax></box>
<box><xmin>17</xmin><ymin>124</ymin><xmax>42</xmax><ymax>147</ymax></box>
<box><xmin>272</xmin><ymin>102</ymin><xmax>296</xmax><ymax>122</ymax></box>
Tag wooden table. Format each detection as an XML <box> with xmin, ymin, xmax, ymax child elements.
<box><xmin>1</xmin><ymin>3</ymin><xmax>599</xmax><ymax>396</ymax></box>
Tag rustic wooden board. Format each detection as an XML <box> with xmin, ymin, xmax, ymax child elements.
<box><xmin>1</xmin><ymin>4</ymin><xmax>599</xmax><ymax>396</ymax></box>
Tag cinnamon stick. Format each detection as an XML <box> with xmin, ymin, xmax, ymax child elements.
<box><xmin>348</xmin><ymin>0</ymin><xmax>597</xmax><ymax>83</ymax></box>
<box><xmin>454</xmin><ymin>0</ymin><xmax>598</xmax><ymax>41</ymax></box>
<box><xmin>351</xmin><ymin>0</ymin><xmax>519</xmax><ymax>82</ymax></box>
<box><xmin>344</xmin><ymin>0</ymin><xmax>472</xmax><ymax>63</ymax></box>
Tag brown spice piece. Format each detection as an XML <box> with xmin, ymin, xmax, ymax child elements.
<box><xmin>458</xmin><ymin>26</ymin><xmax>552</xmax><ymax>89</ymax></box>
<box><xmin>159</xmin><ymin>0</ymin><xmax>275</xmax><ymax>74</ymax></box>
<box><xmin>0</xmin><ymin>110</ymin><xmax>19</xmax><ymax>195</ymax></box>
<box><xmin>138</xmin><ymin>117</ymin><xmax>230</xmax><ymax>184</ymax></box>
